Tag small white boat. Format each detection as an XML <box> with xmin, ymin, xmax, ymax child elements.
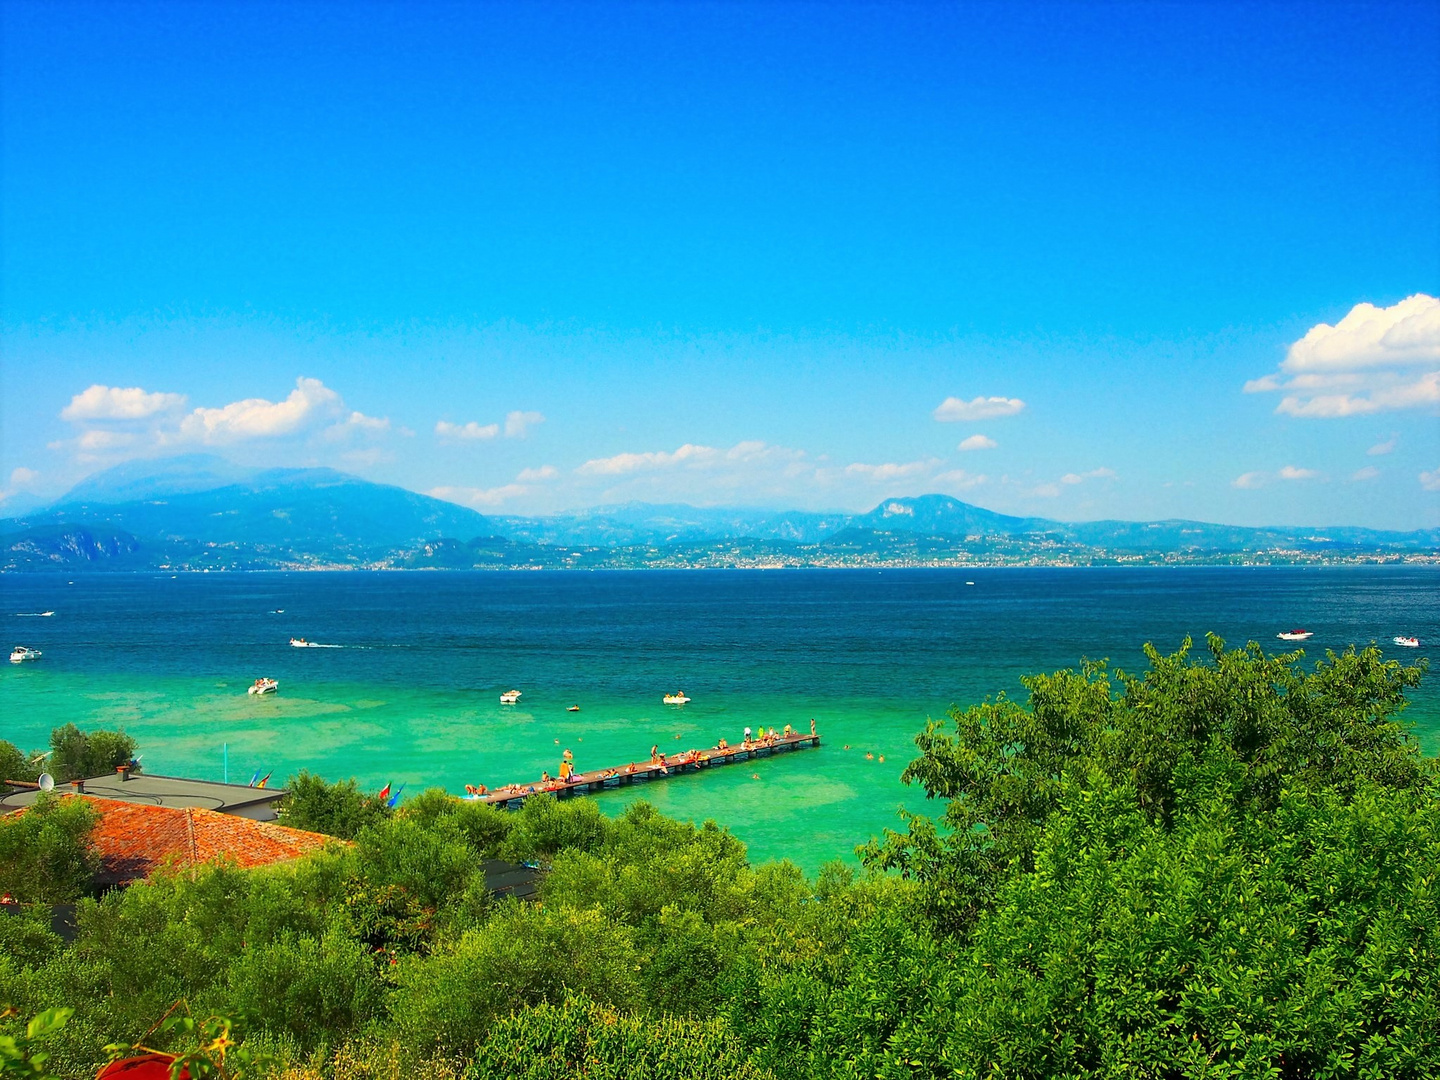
<box><xmin>1277</xmin><ymin>630</ymin><xmax>1313</xmax><ymax>642</ymax></box>
<box><xmin>248</xmin><ymin>677</ymin><xmax>278</xmax><ymax>695</ymax></box>
<box><xmin>499</xmin><ymin>689</ymin><xmax>522</xmax><ymax>704</ymax></box>
<box><xmin>1393</xmin><ymin>636</ymin><xmax>1421</xmax><ymax>648</ymax></box>
<box><xmin>9</xmin><ymin>646</ymin><xmax>41</xmax><ymax>663</ymax></box>
<box><xmin>15</xmin><ymin>611</ymin><xmax>54</xmax><ymax>617</ymax></box>
<box><xmin>663</xmin><ymin>691</ymin><xmax>691</xmax><ymax>705</ymax></box>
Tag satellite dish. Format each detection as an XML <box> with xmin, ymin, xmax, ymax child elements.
<box><xmin>37</xmin><ymin>773</ymin><xmax>55</xmax><ymax>792</ymax></box>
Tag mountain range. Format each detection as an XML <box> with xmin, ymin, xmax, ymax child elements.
<box><xmin>2</xmin><ymin>455</ymin><xmax>1436</xmax><ymax>571</ymax></box>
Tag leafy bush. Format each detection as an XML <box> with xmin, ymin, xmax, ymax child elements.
<box><xmin>0</xmin><ymin>794</ymin><xmax>100</xmax><ymax>903</ymax></box>
<box><xmin>279</xmin><ymin>772</ymin><xmax>392</xmax><ymax>840</ymax></box>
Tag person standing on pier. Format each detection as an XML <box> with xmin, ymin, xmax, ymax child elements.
<box><xmin>743</xmin><ymin>726</ymin><xmax>752</xmax><ymax>746</ymax></box>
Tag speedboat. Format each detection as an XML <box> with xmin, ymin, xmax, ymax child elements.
<box><xmin>1393</xmin><ymin>636</ymin><xmax>1421</xmax><ymax>648</ymax></box>
<box><xmin>290</xmin><ymin>637</ymin><xmax>314</xmax><ymax>647</ymax></box>
<box><xmin>566</xmin><ymin>705</ymin><xmax>581</xmax><ymax>712</ymax></box>
<box><xmin>663</xmin><ymin>691</ymin><xmax>691</xmax><ymax>705</ymax></box>
<box><xmin>248</xmin><ymin>678</ymin><xmax>278</xmax><ymax>695</ymax></box>
<box><xmin>500</xmin><ymin>689</ymin><xmax>522</xmax><ymax>704</ymax></box>
<box><xmin>1277</xmin><ymin>630</ymin><xmax>1313</xmax><ymax>642</ymax></box>
<box><xmin>9</xmin><ymin>646</ymin><xmax>41</xmax><ymax>663</ymax></box>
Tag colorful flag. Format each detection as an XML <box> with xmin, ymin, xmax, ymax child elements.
<box><xmin>386</xmin><ymin>784</ymin><xmax>405</xmax><ymax>808</ymax></box>
<box><xmin>255</xmin><ymin>771</ymin><xmax>272</xmax><ymax>789</ymax></box>
<box><xmin>377</xmin><ymin>782</ymin><xmax>392</xmax><ymax>802</ymax></box>
<box><xmin>247</xmin><ymin>770</ymin><xmax>259</xmax><ymax>787</ymax></box>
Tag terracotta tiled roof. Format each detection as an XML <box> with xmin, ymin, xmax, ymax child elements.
<box><xmin>72</xmin><ymin>796</ymin><xmax>335</xmax><ymax>884</ymax></box>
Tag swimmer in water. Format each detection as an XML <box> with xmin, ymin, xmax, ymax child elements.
<box><xmin>751</xmin><ymin>773</ymin><xmax>760</xmax><ymax>780</ymax></box>
<box><xmin>865</xmin><ymin>752</ymin><xmax>874</xmax><ymax>760</ymax></box>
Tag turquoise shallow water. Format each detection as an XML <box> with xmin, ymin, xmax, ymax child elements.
<box><xmin>2</xmin><ymin>567</ymin><xmax>1436</xmax><ymax>873</ymax></box>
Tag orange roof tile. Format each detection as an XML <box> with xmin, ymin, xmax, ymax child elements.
<box><xmin>73</xmin><ymin>796</ymin><xmax>335</xmax><ymax>884</ymax></box>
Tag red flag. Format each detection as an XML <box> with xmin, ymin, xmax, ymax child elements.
<box><xmin>377</xmin><ymin>782</ymin><xmax>392</xmax><ymax>801</ymax></box>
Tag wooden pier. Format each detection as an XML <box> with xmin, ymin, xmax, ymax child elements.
<box><xmin>472</xmin><ymin>732</ymin><xmax>822</xmax><ymax>809</ymax></box>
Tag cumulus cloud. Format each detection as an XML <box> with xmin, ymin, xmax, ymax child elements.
<box><xmin>1421</xmin><ymin>468</ymin><xmax>1440</xmax><ymax>493</ymax></box>
<box><xmin>1351</xmin><ymin>466</ymin><xmax>1381</xmax><ymax>482</ymax></box>
<box><xmin>1233</xmin><ymin>466</ymin><xmax>1323</xmax><ymax>489</ymax></box>
<box><xmin>435</xmin><ymin>420</ymin><xmax>500</xmax><ymax>441</ymax></box>
<box><xmin>1246</xmin><ymin>295</ymin><xmax>1440</xmax><ymax>417</ymax></box>
<box><xmin>178</xmin><ymin>377</ymin><xmax>343</xmax><ymax>442</ymax></box>
<box><xmin>61</xmin><ymin>385</ymin><xmax>187</xmax><ymax>421</ymax></box>
<box><xmin>957</xmin><ymin>435</ymin><xmax>998</xmax><ymax>451</ymax></box>
<box><xmin>54</xmin><ymin>377</ymin><xmax>395</xmax><ymax>463</ymax></box>
<box><xmin>576</xmin><ymin>443</ymin><xmax>720</xmax><ymax>476</ymax></box>
<box><xmin>934</xmin><ymin>395</ymin><xmax>1026</xmax><ymax>422</ymax></box>
<box><xmin>504</xmin><ymin>410</ymin><xmax>545</xmax><ymax>438</ymax></box>
<box><xmin>1368</xmin><ymin>435</ymin><xmax>1398</xmax><ymax>456</ymax></box>
<box><xmin>428</xmin><ymin>484</ymin><xmax>527</xmax><ymax>508</ymax></box>
<box><xmin>517</xmin><ymin>465</ymin><xmax>559</xmax><ymax>482</ymax></box>
<box><xmin>1061</xmin><ymin>467</ymin><xmax>1117</xmax><ymax>485</ymax></box>
<box><xmin>932</xmin><ymin>468</ymin><xmax>987</xmax><ymax>490</ymax></box>
<box><xmin>8</xmin><ymin>467</ymin><xmax>39</xmax><ymax>488</ymax></box>
<box><xmin>844</xmin><ymin>459</ymin><xmax>938</xmax><ymax>482</ymax></box>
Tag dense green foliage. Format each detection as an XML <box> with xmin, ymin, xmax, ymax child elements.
<box><xmin>277</xmin><ymin>772</ymin><xmax>393</xmax><ymax>840</ymax></box>
<box><xmin>1</xmin><ymin>639</ymin><xmax>1434</xmax><ymax>1079</ymax></box>
<box><xmin>0</xmin><ymin>725</ymin><xmax>136</xmax><ymax>789</ymax></box>
<box><xmin>0</xmin><ymin>795</ymin><xmax>100</xmax><ymax>903</ymax></box>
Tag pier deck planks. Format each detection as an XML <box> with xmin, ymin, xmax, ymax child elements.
<box><xmin>473</xmin><ymin>733</ymin><xmax>822</xmax><ymax>808</ymax></box>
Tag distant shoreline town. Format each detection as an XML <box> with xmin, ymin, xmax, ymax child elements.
<box><xmin>3</xmin><ymin>456</ymin><xmax>1436</xmax><ymax>573</ymax></box>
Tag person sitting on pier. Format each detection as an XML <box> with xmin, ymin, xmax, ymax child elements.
<box><xmin>783</xmin><ymin>723</ymin><xmax>793</xmax><ymax>737</ymax></box>
<box><xmin>541</xmin><ymin>771</ymin><xmax>552</xmax><ymax>784</ymax></box>
<box><xmin>716</xmin><ymin>737</ymin><xmax>729</xmax><ymax>751</ymax></box>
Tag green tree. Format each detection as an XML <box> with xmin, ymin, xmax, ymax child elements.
<box><xmin>866</xmin><ymin>637</ymin><xmax>1429</xmax><ymax>928</ymax></box>
<box><xmin>0</xmin><ymin>742</ymin><xmax>40</xmax><ymax>788</ymax></box>
<box><xmin>278</xmin><ymin>771</ymin><xmax>392</xmax><ymax>840</ymax></box>
<box><xmin>0</xmin><ymin>794</ymin><xmax>100</xmax><ymax>903</ymax></box>
<box><xmin>47</xmin><ymin>724</ymin><xmax>135</xmax><ymax>783</ymax></box>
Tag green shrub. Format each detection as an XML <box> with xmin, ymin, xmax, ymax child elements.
<box><xmin>0</xmin><ymin>794</ymin><xmax>100</xmax><ymax>903</ymax></box>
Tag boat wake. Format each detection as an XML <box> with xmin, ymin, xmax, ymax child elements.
<box><xmin>15</xmin><ymin>611</ymin><xmax>55</xmax><ymax>617</ymax></box>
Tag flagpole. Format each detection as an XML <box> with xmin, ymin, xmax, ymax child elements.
<box><xmin>223</xmin><ymin>743</ymin><xmax>228</xmax><ymax>784</ymax></box>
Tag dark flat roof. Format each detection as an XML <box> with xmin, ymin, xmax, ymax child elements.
<box><xmin>0</xmin><ymin>772</ymin><xmax>285</xmax><ymax>813</ymax></box>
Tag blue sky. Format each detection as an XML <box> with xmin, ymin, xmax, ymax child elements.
<box><xmin>2</xmin><ymin>0</ymin><xmax>1437</xmax><ymax>528</ymax></box>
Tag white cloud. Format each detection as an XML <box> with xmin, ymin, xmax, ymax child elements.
<box><xmin>517</xmin><ymin>465</ymin><xmax>559</xmax><ymax>482</ymax></box>
<box><xmin>61</xmin><ymin>385</ymin><xmax>187</xmax><ymax>421</ymax></box>
<box><xmin>1351</xmin><ymin>466</ymin><xmax>1381</xmax><ymax>482</ymax></box>
<box><xmin>843</xmin><ymin>459</ymin><xmax>938</xmax><ymax>482</ymax></box>
<box><xmin>1030</xmin><ymin>483</ymin><xmax>1061</xmax><ymax>498</ymax></box>
<box><xmin>957</xmin><ymin>435</ymin><xmax>998</xmax><ymax>451</ymax></box>
<box><xmin>178</xmin><ymin>377</ymin><xmax>343</xmax><ymax>442</ymax></box>
<box><xmin>1367</xmin><ymin>436</ymin><xmax>1397</xmax><ymax>456</ymax></box>
<box><xmin>1246</xmin><ymin>295</ymin><xmax>1440</xmax><ymax>417</ymax></box>
<box><xmin>504</xmin><ymin>410</ymin><xmax>545</xmax><ymax>438</ymax></box>
<box><xmin>1061</xmin><ymin>467</ymin><xmax>1117</xmax><ymax>485</ymax></box>
<box><xmin>428</xmin><ymin>484</ymin><xmax>527</xmax><ymax>508</ymax></box>
<box><xmin>1421</xmin><ymin>468</ymin><xmax>1440</xmax><ymax>493</ymax></box>
<box><xmin>933</xmin><ymin>395</ymin><xmax>1026</xmax><ymax>422</ymax></box>
<box><xmin>78</xmin><ymin>430</ymin><xmax>138</xmax><ymax>452</ymax></box>
<box><xmin>8</xmin><ymin>467</ymin><xmax>39</xmax><ymax>488</ymax></box>
<box><xmin>435</xmin><ymin>420</ymin><xmax>500</xmax><ymax>442</ymax></box>
<box><xmin>932</xmin><ymin>469</ymin><xmax>987</xmax><ymax>491</ymax></box>
<box><xmin>1234</xmin><ymin>466</ymin><xmax>1323</xmax><ymax>489</ymax></box>
<box><xmin>1284</xmin><ymin>293</ymin><xmax>1440</xmax><ymax>372</ymax></box>
<box><xmin>576</xmin><ymin>443</ymin><xmax>720</xmax><ymax>476</ymax></box>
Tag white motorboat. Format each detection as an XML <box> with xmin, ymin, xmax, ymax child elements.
<box><xmin>248</xmin><ymin>677</ymin><xmax>279</xmax><ymax>695</ymax></box>
<box><xmin>9</xmin><ymin>646</ymin><xmax>41</xmax><ymax>663</ymax></box>
<box><xmin>1393</xmin><ymin>636</ymin><xmax>1421</xmax><ymax>648</ymax></box>
<box><xmin>290</xmin><ymin>637</ymin><xmax>314</xmax><ymax>647</ymax></box>
<box><xmin>1277</xmin><ymin>630</ymin><xmax>1313</xmax><ymax>642</ymax></box>
<box><xmin>499</xmin><ymin>689</ymin><xmax>522</xmax><ymax>704</ymax></box>
<box><xmin>663</xmin><ymin>691</ymin><xmax>691</xmax><ymax>705</ymax></box>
